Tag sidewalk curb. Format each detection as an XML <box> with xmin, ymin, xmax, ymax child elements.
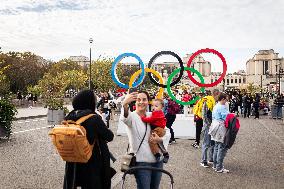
<box><xmin>14</xmin><ymin>114</ymin><xmax>47</xmax><ymax>121</ymax></box>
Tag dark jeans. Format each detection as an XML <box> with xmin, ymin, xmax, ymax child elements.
<box><xmin>134</xmin><ymin>161</ymin><xmax>163</xmax><ymax>189</ymax></box>
<box><xmin>244</xmin><ymin>106</ymin><xmax>251</xmax><ymax>118</ymax></box>
<box><xmin>254</xmin><ymin>107</ymin><xmax>259</xmax><ymax>118</ymax></box>
<box><xmin>165</xmin><ymin>114</ymin><xmax>176</xmax><ymax>141</ymax></box>
<box><xmin>195</xmin><ymin>119</ymin><xmax>203</xmax><ymax>145</ymax></box>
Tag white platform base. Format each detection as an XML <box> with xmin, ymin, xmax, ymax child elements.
<box><xmin>116</xmin><ymin>114</ymin><xmax>196</xmax><ymax>139</ymax></box>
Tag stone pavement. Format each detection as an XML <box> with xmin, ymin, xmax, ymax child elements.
<box><xmin>15</xmin><ymin>105</ymin><xmax>73</xmax><ymax>120</ymax></box>
<box><xmin>0</xmin><ymin>114</ymin><xmax>283</xmax><ymax>189</ymax></box>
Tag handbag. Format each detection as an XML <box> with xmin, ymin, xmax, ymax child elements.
<box><xmin>121</xmin><ymin>124</ymin><xmax>148</xmax><ymax>173</ymax></box>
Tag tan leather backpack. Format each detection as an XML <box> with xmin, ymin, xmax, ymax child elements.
<box><xmin>48</xmin><ymin>114</ymin><xmax>95</xmax><ymax>163</ymax></box>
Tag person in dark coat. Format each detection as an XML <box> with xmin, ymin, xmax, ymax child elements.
<box><xmin>253</xmin><ymin>94</ymin><xmax>260</xmax><ymax>119</ymax></box>
<box><xmin>97</xmin><ymin>92</ymin><xmax>111</xmax><ymax>128</ymax></box>
<box><xmin>63</xmin><ymin>90</ymin><xmax>115</xmax><ymax>189</ymax></box>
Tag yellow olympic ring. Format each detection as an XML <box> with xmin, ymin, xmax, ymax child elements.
<box><xmin>129</xmin><ymin>68</ymin><xmax>164</xmax><ymax>99</ymax></box>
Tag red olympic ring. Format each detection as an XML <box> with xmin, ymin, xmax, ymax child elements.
<box><xmin>186</xmin><ymin>48</ymin><xmax>227</xmax><ymax>88</ymax></box>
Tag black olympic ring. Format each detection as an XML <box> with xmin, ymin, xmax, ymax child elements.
<box><xmin>148</xmin><ymin>51</ymin><xmax>184</xmax><ymax>88</ymax></box>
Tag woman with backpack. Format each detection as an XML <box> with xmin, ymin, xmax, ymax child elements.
<box><xmin>63</xmin><ymin>90</ymin><xmax>115</xmax><ymax>189</ymax></box>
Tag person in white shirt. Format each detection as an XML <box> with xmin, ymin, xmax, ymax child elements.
<box><xmin>120</xmin><ymin>90</ymin><xmax>170</xmax><ymax>189</ymax></box>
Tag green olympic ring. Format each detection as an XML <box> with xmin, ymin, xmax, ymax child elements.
<box><xmin>167</xmin><ymin>67</ymin><xmax>205</xmax><ymax>105</ymax></box>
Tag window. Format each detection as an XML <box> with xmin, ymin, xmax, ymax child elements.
<box><xmin>211</xmin><ymin>79</ymin><xmax>213</xmax><ymax>83</ymax></box>
<box><xmin>227</xmin><ymin>79</ymin><xmax>229</xmax><ymax>84</ymax></box>
<box><xmin>231</xmin><ymin>79</ymin><xmax>233</xmax><ymax>83</ymax></box>
<box><xmin>243</xmin><ymin>78</ymin><xmax>246</xmax><ymax>83</ymax></box>
<box><xmin>263</xmin><ymin>61</ymin><xmax>268</xmax><ymax>74</ymax></box>
<box><xmin>235</xmin><ymin>79</ymin><xmax>238</xmax><ymax>83</ymax></box>
<box><xmin>239</xmin><ymin>78</ymin><xmax>242</xmax><ymax>83</ymax></box>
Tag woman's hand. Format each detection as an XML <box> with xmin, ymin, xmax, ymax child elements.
<box><xmin>149</xmin><ymin>132</ymin><xmax>162</xmax><ymax>144</ymax></box>
<box><xmin>122</xmin><ymin>92</ymin><xmax>138</xmax><ymax>106</ymax></box>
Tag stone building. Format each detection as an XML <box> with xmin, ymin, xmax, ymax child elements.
<box><xmin>246</xmin><ymin>49</ymin><xmax>284</xmax><ymax>88</ymax></box>
<box><xmin>69</xmin><ymin>56</ymin><xmax>89</xmax><ymax>67</ymax></box>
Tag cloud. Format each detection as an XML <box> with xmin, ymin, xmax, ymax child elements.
<box><xmin>0</xmin><ymin>0</ymin><xmax>92</xmax><ymax>15</ymax></box>
<box><xmin>0</xmin><ymin>0</ymin><xmax>283</xmax><ymax>73</ymax></box>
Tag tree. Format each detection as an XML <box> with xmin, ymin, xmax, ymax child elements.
<box><xmin>37</xmin><ymin>70</ymin><xmax>88</xmax><ymax>110</ymax></box>
<box><xmin>91</xmin><ymin>57</ymin><xmax>118</xmax><ymax>92</ymax></box>
<box><xmin>0</xmin><ymin>52</ymin><xmax>50</xmax><ymax>93</ymax></box>
<box><xmin>246</xmin><ymin>83</ymin><xmax>260</xmax><ymax>94</ymax></box>
<box><xmin>90</xmin><ymin>57</ymin><xmax>162</xmax><ymax>92</ymax></box>
<box><xmin>0</xmin><ymin>65</ymin><xmax>10</xmax><ymax>96</ymax></box>
<box><xmin>48</xmin><ymin>59</ymin><xmax>82</xmax><ymax>76</ymax></box>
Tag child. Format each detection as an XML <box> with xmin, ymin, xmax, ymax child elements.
<box><xmin>209</xmin><ymin>93</ymin><xmax>230</xmax><ymax>173</ymax></box>
<box><xmin>140</xmin><ymin>99</ymin><xmax>169</xmax><ymax>163</ymax></box>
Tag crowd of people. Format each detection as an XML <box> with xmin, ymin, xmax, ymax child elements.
<box><xmin>51</xmin><ymin>87</ymin><xmax>284</xmax><ymax>189</ymax></box>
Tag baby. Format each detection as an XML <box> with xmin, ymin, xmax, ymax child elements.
<box><xmin>141</xmin><ymin>99</ymin><xmax>169</xmax><ymax>163</ymax></box>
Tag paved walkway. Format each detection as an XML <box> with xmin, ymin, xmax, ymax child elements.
<box><xmin>15</xmin><ymin>105</ymin><xmax>73</xmax><ymax>120</ymax></box>
<box><xmin>0</xmin><ymin>114</ymin><xmax>283</xmax><ymax>189</ymax></box>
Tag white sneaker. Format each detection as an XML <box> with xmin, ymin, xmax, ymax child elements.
<box><xmin>208</xmin><ymin>161</ymin><xmax>214</xmax><ymax>165</ymax></box>
<box><xmin>200</xmin><ymin>162</ymin><xmax>209</xmax><ymax>168</ymax></box>
<box><xmin>216</xmin><ymin>168</ymin><xmax>229</xmax><ymax>173</ymax></box>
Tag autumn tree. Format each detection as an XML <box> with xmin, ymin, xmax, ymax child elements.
<box><xmin>0</xmin><ymin>52</ymin><xmax>50</xmax><ymax>93</ymax></box>
<box><xmin>37</xmin><ymin>70</ymin><xmax>88</xmax><ymax>109</ymax></box>
<box><xmin>0</xmin><ymin>65</ymin><xmax>10</xmax><ymax>96</ymax></box>
<box><xmin>48</xmin><ymin>59</ymin><xmax>82</xmax><ymax>76</ymax></box>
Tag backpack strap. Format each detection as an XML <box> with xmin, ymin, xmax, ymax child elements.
<box><xmin>75</xmin><ymin>114</ymin><xmax>96</xmax><ymax>148</ymax></box>
<box><xmin>75</xmin><ymin>114</ymin><xmax>95</xmax><ymax>125</ymax></box>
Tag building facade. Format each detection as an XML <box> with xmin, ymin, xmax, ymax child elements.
<box><xmin>69</xmin><ymin>56</ymin><xmax>89</xmax><ymax>67</ymax></box>
<box><xmin>246</xmin><ymin>49</ymin><xmax>284</xmax><ymax>87</ymax></box>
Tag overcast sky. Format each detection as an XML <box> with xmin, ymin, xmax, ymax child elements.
<box><xmin>0</xmin><ymin>0</ymin><xmax>283</xmax><ymax>73</ymax></box>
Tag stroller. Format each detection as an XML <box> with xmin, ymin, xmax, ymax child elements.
<box><xmin>121</xmin><ymin>166</ymin><xmax>174</xmax><ymax>189</ymax></box>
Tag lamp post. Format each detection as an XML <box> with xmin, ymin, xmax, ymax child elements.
<box><xmin>89</xmin><ymin>38</ymin><xmax>93</xmax><ymax>90</ymax></box>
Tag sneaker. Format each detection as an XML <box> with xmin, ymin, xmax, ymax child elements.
<box><xmin>169</xmin><ymin>140</ymin><xmax>177</xmax><ymax>145</ymax></box>
<box><xmin>191</xmin><ymin>142</ymin><xmax>197</xmax><ymax>146</ymax></box>
<box><xmin>212</xmin><ymin>167</ymin><xmax>216</xmax><ymax>171</ymax></box>
<box><xmin>208</xmin><ymin>161</ymin><xmax>214</xmax><ymax>165</ymax></box>
<box><xmin>216</xmin><ymin>168</ymin><xmax>229</xmax><ymax>173</ymax></box>
<box><xmin>193</xmin><ymin>144</ymin><xmax>200</xmax><ymax>149</ymax></box>
<box><xmin>200</xmin><ymin>162</ymin><xmax>209</xmax><ymax>168</ymax></box>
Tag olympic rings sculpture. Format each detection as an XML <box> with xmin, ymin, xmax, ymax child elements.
<box><xmin>111</xmin><ymin>48</ymin><xmax>227</xmax><ymax>105</ymax></box>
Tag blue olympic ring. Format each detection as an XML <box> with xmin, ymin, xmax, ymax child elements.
<box><xmin>111</xmin><ymin>53</ymin><xmax>146</xmax><ymax>89</ymax></box>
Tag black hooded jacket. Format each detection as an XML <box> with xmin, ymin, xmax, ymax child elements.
<box><xmin>63</xmin><ymin>90</ymin><xmax>114</xmax><ymax>189</ymax></box>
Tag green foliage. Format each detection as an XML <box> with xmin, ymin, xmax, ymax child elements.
<box><xmin>0</xmin><ymin>97</ymin><xmax>17</xmax><ymax>137</ymax></box>
<box><xmin>246</xmin><ymin>83</ymin><xmax>261</xmax><ymax>94</ymax></box>
<box><xmin>27</xmin><ymin>85</ymin><xmax>41</xmax><ymax>96</ymax></box>
<box><xmin>0</xmin><ymin>52</ymin><xmax>50</xmax><ymax>93</ymax></box>
<box><xmin>37</xmin><ymin>70</ymin><xmax>88</xmax><ymax>110</ymax></box>
<box><xmin>90</xmin><ymin>58</ymin><xmax>159</xmax><ymax>92</ymax></box>
<box><xmin>0</xmin><ymin>65</ymin><xmax>10</xmax><ymax>96</ymax></box>
<box><xmin>48</xmin><ymin>59</ymin><xmax>82</xmax><ymax>76</ymax></box>
<box><xmin>91</xmin><ymin>57</ymin><xmax>116</xmax><ymax>92</ymax></box>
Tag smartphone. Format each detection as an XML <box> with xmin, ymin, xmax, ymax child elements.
<box><xmin>129</xmin><ymin>87</ymin><xmax>138</xmax><ymax>94</ymax></box>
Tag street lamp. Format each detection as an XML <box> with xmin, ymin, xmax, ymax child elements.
<box><xmin>89</xmin><ymin>38</ymin><xmax>93</xmax><ymax>90</ymax></box>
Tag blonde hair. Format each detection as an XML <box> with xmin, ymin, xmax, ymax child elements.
<box><xmin>154</xmin><ymin>98</ymin><xmax>164</xmax><ymax>107</ymax></box>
